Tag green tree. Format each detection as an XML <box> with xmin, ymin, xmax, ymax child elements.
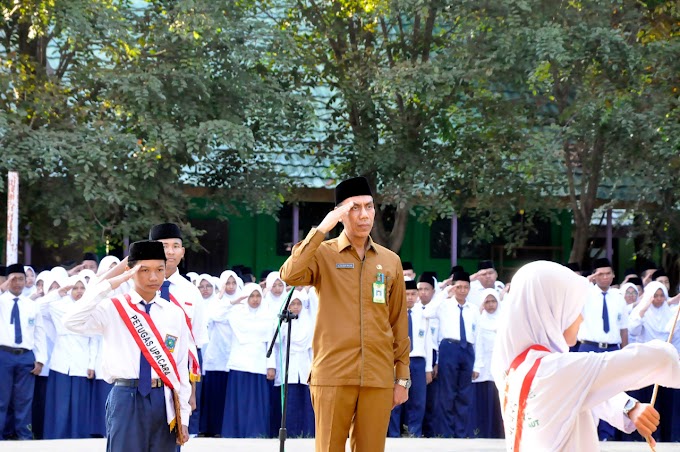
<box><xmin>0</xmin><ymin>0</ymin><xmax>300</xmax><ymax>249</ymax></box>
<box><xmin>454</xmin><ymin>0</ymin><xmax>676</xmax><ymax>264</ymax></box>
<box><xmin>263</xmin><ymin>0</ymin><xmax>478</xmax><ymax>251</ymax></box>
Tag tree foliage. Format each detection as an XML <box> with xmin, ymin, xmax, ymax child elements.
<box><xmin>0</xmin><ymin>0</ymin><xmax>302</xmax><ymax>249</ymax></box>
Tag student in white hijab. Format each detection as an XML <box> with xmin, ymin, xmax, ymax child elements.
<box><xmin>22</xmin><ymin>266</ymin><xmax>37</xmax><ymax>297</ymax></box>
<box><xmin>270</xmin><ymin>290</ymin><xmax>315</xmax><ymax>437</ymax></box>
<box><xmin>263</xmin><ymin>271</ymin><xmax>286</xmax><ymax>316</ymax></box>
<box><xmin>492</xmin><ymin>261</ymin><xmax>680</xmax><ymax>451</ymax></box>
<box><xmin>43</xmin><ymin>275</ymin><xmax>96</xmax><ymax>439</ymax></box>
<box><xmin>201</xmin><ymin>271</ymin><xmax>241</xmax><ymax>437</ymax></box>
<box><xmin>221</xmin><ymin>283</ymin><xmax>275</xmax><ymax>438</ymax></box>
<box><xmin>96</xmin><ymin>256</ymin><xmax>120</xmax><ymax>276</ymax></box>
<box><xmin>627</xmin><ymin>281</ymin><xmax>675</xmax><ymax>441</ymax></box>
<box><xmin>470</xmin><ymin>289</ymin><xmax>503</xmax><ymax>438</ymax></box>
<box><xmin>31</xmin><ymin>270</ymin><xmax>51</xmax><ymax>301</ymax></box>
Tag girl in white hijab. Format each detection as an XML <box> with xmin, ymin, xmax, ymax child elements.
<box><xmin>470</xmin><ymin>289</ymin><xmax>503</xmax><ymax>438</ymax></box>
<box><xmin>96</xmin><ymin>255</ymin><xmax>120</xmax><ymax>276</ymax></box>
<box><xmin>43</xmin><ymin>275</ymin><xmax>95</xmax><ymax>439</ymax></box>
<box><xmin>22</xmin><ymin>266</ymin><xmax>37</xmax><ymax>297</ymax></box>
<box><xmin>271</xmin><ymin>289</ymin><xmax>315</xmax><ymax>437</ymax></box>
<box><xmin>200</xmin><ymin>272</ymin><xmax>240</xmax><ymax>437</ymax></box>
<box><xmin>627</xmin><ymin>281</ymin><xmax>675</xmax><ymax>441</ymax></box>
<box><xmin>263</xmin><ymin>271</ymin><xmax>286</xmax><ymax>316</ymax></box>
<box><xmin>492</xmin><ymin>261</ymin><xmax>680</xmax><ymax>451</ymax></box>
<box><xmin>31</xmin><ymin>270</ymin><xmax>51</xmax><ymax>300</ymax></box>
<box><xmin>222</xmin><ymin>283</ymin><xmax>275</xmax><ymax>438</ymax></box>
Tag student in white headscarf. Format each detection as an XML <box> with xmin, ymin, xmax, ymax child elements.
<box><xmin>31</xmin><ymin>271</ymin><xmax>51</xmax><ymax>301</ymax></box>
<box><xmin>263</xmin><ymin>271</ymin><xmax>286</xmax><ymax>316</ymax></box>
<box><xmin>43</xmin><ymin>275</ymin><xmax>96</xmax><ymax>439</ymax></box>
<box><xmin>469</xmin><ymin>289</ymin><xmax>503</xmax><ymax>439</ymax></box>
<box><xmin>96</xmin><ymin>256</ymin><xmax>120</xmax><ymax>276</ymax></box>
<box><xmin>221</xmin><ymin>283</ymin><xmax>275</xmax><ymax>438</ymax></box>
<box><xmin>201</xmin><ymin>270</ymin><xmax>242</xmax><ymax>437</ymax></box>
<box><xmin>627</xmin><ymin>281</ymin><xmax>675</xmax><ymax>441</ymax></box>
<box><xmin>30</xmin><ymin>270</ymin><xmax>57</xmax><ymax>438</ymax></box>
<box><xmin>22</xmin><ymin>266</ymin><xmax>37</xmax><ymax>297</ymax></box>
<box><xmin>492</xmin><ymin>261</ymin><xmax>680</xmax><ymax>451</ymax></box>
<box><xmin>271</xmin><ymin>290</ymin><xmax>315</xmax><ymax>437</ymax></box>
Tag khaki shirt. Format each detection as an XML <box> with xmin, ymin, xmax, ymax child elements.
<box><xmin>280</xmin><ymin>228</ymin><xmax>410</xmax><ymax>388</ymax></box>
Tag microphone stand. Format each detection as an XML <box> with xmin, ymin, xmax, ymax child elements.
<box><xmin>266</xmin><ymin>287</ymin><xmax>297</xmax><ymax>452</ymax></box>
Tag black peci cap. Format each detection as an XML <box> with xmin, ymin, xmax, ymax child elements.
<box><xmin>149</xmin><ymin>223</ymin><xmax>182</xmax><ymax>241</ymax></box>
<box><xmin>451</xmin><ymin>271</ymin><xmax>471</xmax><ymax>283</ymax></box>
<box><xmin>592</xmin><ymin>258</ymin><xmax>612</xmax><ymax>271</ymax></box>
<box><xmin>418</xmin><ymin>271</ymin><xmax>437</xmax><ymax>288</ymax></box>
<box><xmin>335</xmin><ymin>177</ymin><xmax>373</xmax><ymax>205</ymax></box>
<box><xmin>405</xmin><ymin>280</ymin><xmax>418</xmax><ymax>291</ymax></box>
<box><xmin>477</xmin><ymin>260</ymin><xmax>494</xmax><ymax>271</ymax></box>
<box><xmin>129</xmin><ymin>240</ymin><xmax>166</xmax><ymax>262</ymax></box>
<box><xmin>6</xmin><ymin>263</ymin><xmax>26</xmax><ymax>276</ymax></box>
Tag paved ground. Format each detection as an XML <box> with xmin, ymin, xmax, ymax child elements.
<box><xmin>2</xmin><ymin>438</ymin><xmax>673</xmax><ymax>451</ymax></box>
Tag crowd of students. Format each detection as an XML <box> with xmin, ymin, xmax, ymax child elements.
<box><xmin>1</xmin><ymin>253</ymin><xmax>680</xmax><ymax>442</ymax></box>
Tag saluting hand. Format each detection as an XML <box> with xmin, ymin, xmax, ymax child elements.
<box><xmin>107</xmin><ymin>265</ymin><xmax>139</xmax><ymax>290</ymax></box>
<box><xmin>316</xmin><ymin>201</ymin><xmax>354</xmax><ymax>234</ymax></box>
<box><xmin>58</xmin><ymin>285</ymin><xmax>75</xmax><ymax>297</ymax></box>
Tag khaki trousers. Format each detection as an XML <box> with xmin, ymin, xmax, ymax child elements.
<box><xmin>310</xmin><ymin>385</ymin><xmax>393</xmax><ymax>452</ymax></box>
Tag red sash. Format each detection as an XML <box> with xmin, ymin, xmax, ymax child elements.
<box><xmin>167</xmin><ymin>293</ymin><xmax>201</xmax><ymax>381</ymax></box>
<box><xmin>503</xmin><ymin>345</ymin><xmax>550</xmax><ymax>452</ymax></box>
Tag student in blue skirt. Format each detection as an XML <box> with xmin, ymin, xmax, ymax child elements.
<box><xmin>43</xmin><ymin>275</ymin><xmax>96</xmax><ymax>439</ymax></box>
<box><xmin>470</xmin><ymin>289</ymin><xmax>504</xmax><ymax>438</ymax></box>
<box><xmin>271</xmin><ymin>290</ymin><xmax>315</xmax><ymax>437</ymax></box>
<box><xmin>222</xmin><ymin>283</ymin><xmax>275</xmax><ymax>438</ymax></box>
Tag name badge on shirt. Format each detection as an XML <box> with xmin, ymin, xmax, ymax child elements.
<box><xmin>373</xmin><ymin>273</ymin><xmax>386</xmax><ymax>304</ymax></box>
<box><xmin>336</xmin><ymin>263</ymin><xmax>354</xmax><ymax>269</ymax></box>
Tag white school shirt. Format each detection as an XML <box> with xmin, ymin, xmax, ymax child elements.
<box><xmin>272</xmin><ymin>314</ymin><xmax>314</xmax><ymax>386</ymax></box>
<box><xmin>226</xmin><ymin>305</ymin><xmax>275</xmax><ymax>375</ymax></box>
<box><xmin>628</xmin><ymin>304</ymin><xmax>673</xmax><ymax>343</ymax></box>
<box><xmin>46</xmin><ymin>295</ymin><xmax>96</xmax><ymax>377</ymax></box>
<box><xmin>408</xmin><ymin>303</ymin><xmax>433</xmax><ymax>372</ymax></box>
<box><xmin>0</xmin><ymin>291</ymin><xmax>47</xmax><ymax>364</ymax></box>
<box><xmin>577</xmin><ymin>285</ymin><xmax>628</xmax><ymax>344</ymax></box>
<box><xmin>473</xmin><ymin>312</ymin><xmax>497</xmax><ymax>383</ymax></box>
<box><xmin>202</xmin><ymin>296</ymin><xmax>235</xmax><ymax>373</ymax></box>
<box><xmin>501</xmin><ymin>341</ymin><xmax>680</xmax><ymax>451</ymax></box>
<box><xmin>62</xmin><ymin>281</ymin><xmax>192</xmax><ymax>424</ymax></box>
<box><xmin>35</xmin><ymin>291</ymin><xmax>57</xmax><ymax>376</ymax></box>
<box><xmin>419</xmin><ymin>301</ymin><xmax>439</xmax><ymax>354</ymax></box>
<box><xmin>422</xmin><ymin>294</ymin><xmax>479</xmax><ymax>346</ymax></box>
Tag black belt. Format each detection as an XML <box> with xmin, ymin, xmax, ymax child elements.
<box><xmin>0</xmin><ymin>345</ymin><xmax>31</xmax><ymax>355</ymax></box>
<box><xmin>580</xmin><ymin>340</ymin><xmax>619</xmax><ymax>349</ymax></box>
<box><xmin>114</xmin><ymin>378</ymin><xmax>164</xmax><ymax>388</ymax></box>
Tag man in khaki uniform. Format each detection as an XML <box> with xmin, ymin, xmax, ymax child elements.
<box><xmin>280</xmin><ymin>176</ymin><xmax>410</xmax><ymax>452</ymax></box>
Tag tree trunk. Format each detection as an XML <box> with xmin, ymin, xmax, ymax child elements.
<box><xmin>371</xmin><ymin>203</ymin><xmax>409</xmax><ymax>253</ymax></box>
<box><xmin>569</xmin><ymin>220</ymin><xmax>590</xmax><ymax>265</ymax></box>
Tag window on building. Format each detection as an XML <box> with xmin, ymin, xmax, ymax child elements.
<box><xmin>277</xmin><ymin>202</ymin><xmax>337</xmax><ymax>255</ymax></box>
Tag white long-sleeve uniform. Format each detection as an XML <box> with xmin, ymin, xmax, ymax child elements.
<box><xmin>502</xmin><ymin>341</ymin><xmax>680</xmax><ymax>451</ymax></box>
<box><xmin>62</xmin><ymin>281</ymin><xmax>192</xmax><ymax>425</ymax></box>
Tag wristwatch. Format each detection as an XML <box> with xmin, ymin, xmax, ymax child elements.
<box><xmin>623</xmin><ymin>398</ymin><xmax>638</xmax><ymax>417</ymax></box>
<box><xmin>396</xmin><ymin>379</ymin><xmax>412</xmax><ymax>389</ymax></box>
